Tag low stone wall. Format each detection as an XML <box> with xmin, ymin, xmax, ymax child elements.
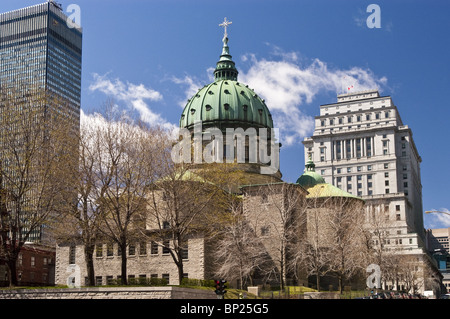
<box><xmin>303</xmin><ymin>292</ymin><xmax>340</xmax><ymax>299</ymax></box>
<box><xmin>0</xmin><ymin>286</ymin><xmax>216</xmax><ymax>299</ymax></box>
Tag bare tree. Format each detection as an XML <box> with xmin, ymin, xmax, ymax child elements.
<box><xmin>52</xmin><ymin>111</ymin><xmax>109</xmax><ymax>286</ymax></box>
<box><xmin>395</xmin><ymin>254</ymin><xmax>423</xmax><ymax>294</ymax></box>
<box><xmin>0</xmin><ymin>89</ymin><xmax>73</xmax><ymax>286</ymax></box>
<box><xmin>297</xmin><ymin>195</ymin><xmax>332</xmax><ymax>291</ymax></box>
<box><xmin>92</xmin><ymin>109</ymin><xmax>168</xmax><ymax>285</ymax></box>
<box><xmin>242</xmin><ymin>182</ymin><xmax>307</xmax><ymax>289</ymax></box>
<box><xmin>145</xmin><ymin>160</ymin><xmax>231</xmax><ymax>285</ymax></box>
<box><xmin>363</xmin><ymin>200</ymin><xmax>403</xmax><ymax>290</ymax></box>
<box><xmin>53</xmin><ymin>104</ymin><xmax>171</xmax><ymax>286</ymax></box>
<box><xmin>212</xmin><ymin>195</ymin><xmax>269</xmax><ymax>290</ymax></box>
<box><xmin>325</xmin><ymin>196</ymin><xmax>366</xmax><ymax>293</ymax></box>
<box><xmin>292</xmin><ymin>191</ymin><xmax>367</xmax><ymax>292</ymax></box>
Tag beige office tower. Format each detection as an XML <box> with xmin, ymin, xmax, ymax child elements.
<box><xmin>303</xmin><ymin>90</ymin><xmax>443</xmax><ymax>293</ymax></box>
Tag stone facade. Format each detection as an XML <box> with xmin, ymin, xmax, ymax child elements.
<box><xmin>56</xmin><ymin>237</ymin><xmax>209</xmax><ymax>286</ymax></box>
<box><xmin>0</xmin><ymin>286</ymin><xmax>215</xmax><ymax>299</ymax></box>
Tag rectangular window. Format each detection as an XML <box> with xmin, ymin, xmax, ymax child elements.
<box><xmin>129</xmin><ymin>244</ymin><xmax>136</xmax><ymax>256</ymax></box>
<box><xmin>139</xmin><ymin>242</ymin><xmax>147</xmax><ymax>255</ymax></box>
<box><xmin>107</xmin><ymin>276</ymin><xmax>114</xmax><ymax>285</ymax></box>
<box><xmin>69</xmin><ymin>246</ymin><xmax>76</xmax><ymax>264</ymax></box>
<box><xmin>107</xmin><ymin>243</ymin><xmax>114</xmax><ymax>257</ymax></box>
<box><xmin>181</xmin><ymin>241</ymin><xmax>188</xmax><ymax>260</ymax></box>
<box><xmin>163</xmin><ymin>240</ymin><xmax>170</xmax><ymax>254</ymax></box>
<box><xmin>151</xmin><ymin>241</ymin><xmax>158</xmax><ymax>255</ymax></box>
<box><xmin>96</xmin><ymin>244</ymin><xmax>103</xmax><ymax>257</ymax></box>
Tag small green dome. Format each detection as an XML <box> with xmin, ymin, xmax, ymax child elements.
<box><xmin>179</xmin><ymin>35</ymin><xmax>273</xmax><ymax>130</ymax></box>
<box><xmin>296</xmin><ymin>171</ymin><xmax>326</xmax><ymax>188</ymax></box>
<box><xmin>296</xmin><ymin>157</ymin><xmax>326</xmax><ymax>188</ymax></box>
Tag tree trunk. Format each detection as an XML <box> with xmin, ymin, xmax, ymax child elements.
<box><xmin>120</xmin><ymin>242</ymin><xmax>127</xmax><ymax>285</ymax></box>
<box><xmin>84</xmin><ymin>244</ymin><xmax>95</xmax><ymax>286</ymax></box>
<box><xmin>316</xmin><ymin>272</ymin><xmax>321</xmax><ymax>292</ymax></box>
<box><xmin>7</xmin><ymin>258</ymin><xmax>17</xmax><ymax>286</ymax></box>
<box><xmin>177</xmin><ymin>257</ymin><xmax>184</xmax><ymax>286</ymax></box>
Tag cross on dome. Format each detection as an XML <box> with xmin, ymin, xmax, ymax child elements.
<box><xmin>219</xmin><ymin>17</ymin><xmax>232</xmax><ymax>38</ymax></box>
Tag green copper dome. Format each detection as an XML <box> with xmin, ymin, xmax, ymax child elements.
<box><xmin>296</xmin><ymin>157</ymin><xmax>326</xmax><ymax>188</ymax></box>
<box><xmin>179</xmin><ymin>35</ymin><xmax>273</xmax><ymax>130</ymax></box>
<box><xmin>296</xmin><ymin>157</ymin><xmax>362</xmax><ymax>200</ymax></box>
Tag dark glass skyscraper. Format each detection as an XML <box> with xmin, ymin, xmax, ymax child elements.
<box><xmin>0</xmin><ymin>0</ymin><xmax>82</xmax><ymax>120</ymax></box>
<box><xmin>0</xmin><ymin>1</ymin><xmax>82</xmax><ymax>243</ymax></box>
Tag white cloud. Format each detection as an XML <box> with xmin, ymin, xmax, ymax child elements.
<box><xmin>171</xmin><ymin>75</ymin><xmax>203</xmax><ymax>109</ymax></box>
<box><xmin>425</xmin><ymin>208</ymin><xmax>450</xmax><ymax>228</ymax></box>
<box><xmin>238</xmin><ymin>49</ymin><xmax>388</xmax><ymax>146</ymax></box>
<box><xmin>89</xmin><ymin>73</ymin><xmax>176</xmax><ymax>132</ymax></box>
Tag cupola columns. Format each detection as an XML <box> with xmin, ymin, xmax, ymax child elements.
<box><xmin>214</xmin><ymin>18</ymin><xmax>238</xmax><ymax>81</ymax></box>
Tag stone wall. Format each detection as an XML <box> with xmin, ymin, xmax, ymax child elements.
<box><xmin>56</xmin><ymin>237</ymin><xmax>207</xmax><ymax>286</ymax></box>
<box><xmin>0</xmin><ymin>286</ymin><xmax>216</xmax><ymax>299</ymax></box>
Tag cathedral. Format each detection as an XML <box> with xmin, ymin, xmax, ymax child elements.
<box><xmin>55</xmin><ymin>19</ymin><xmax>441</xmax><ymax>295</ymax></box>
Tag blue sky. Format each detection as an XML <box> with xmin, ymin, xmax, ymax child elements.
<box><xmin>2</xmin><ymin>0</ymin><xmax>450</xmax><ymax>229</ymax></box>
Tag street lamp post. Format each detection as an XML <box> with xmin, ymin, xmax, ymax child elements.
<box><xmin>425</xmin><ymin>210</ymin><xmax>450</xmax><ymax>216</ymax></box>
